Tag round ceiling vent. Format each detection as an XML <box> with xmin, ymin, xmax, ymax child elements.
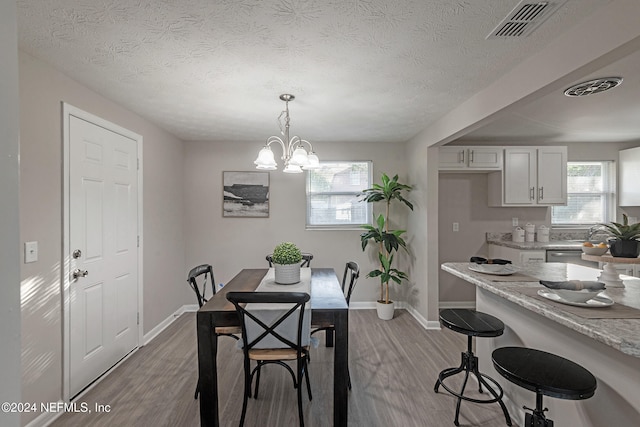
<box><xmin>564</xmin><ymin>77</ymin><xmax>623</xmax><ymax>97</ymax></box>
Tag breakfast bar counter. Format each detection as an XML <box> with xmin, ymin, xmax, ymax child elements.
<box><xmin>441</xmin><ymin>262</ymin><xmax>640</xmax><ymax>426</ymax></box>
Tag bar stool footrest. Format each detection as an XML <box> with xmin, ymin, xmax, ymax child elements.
<box><xmin>437</xmin><ymin>370</ymin><xmax>505</xmax><ymax>405</ymax></box>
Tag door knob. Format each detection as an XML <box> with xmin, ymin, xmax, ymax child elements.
<box><xmin>72</xmin><ymin>269</ymin><xmax>88</xmax><ymax>279</ymax></box>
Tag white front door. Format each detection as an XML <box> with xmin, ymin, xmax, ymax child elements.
<box><xmin>68</xmin><ymin>114</ymin><xmax>139</xmax><ymax>397</ymax></box>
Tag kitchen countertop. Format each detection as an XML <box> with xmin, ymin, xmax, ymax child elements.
<box><xmin>441</xmin><ymin>262</ymin><xmax>640</xmax><ymax>358</ymax></box>
<box><xmin>487</xmin><ymin>238</ymin><xmax>584</xmax><ymax>250</ymax></box>
<box><xmin>487</xmin><ymin>231</ymin><xmax>588</xmax><ymax>250</ymax></box>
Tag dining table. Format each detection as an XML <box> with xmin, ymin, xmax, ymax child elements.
<box><xmin>197</xmin><ymin>268</ymin><xmax>349</xmax><ymax>426</ymax></box>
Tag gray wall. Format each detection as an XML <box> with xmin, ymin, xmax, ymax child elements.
<box><xmin>19</xmin><ymin>52</ymin><xmax>190</xmax><ymax>425</ymax></box>
<box><xmin>183</xmin><ymin>140</ymin><xmax>408</xmax><ymax>305</ymax></box>
<box><xmin>1</xmin><ymin>2</ymin><xmax>22</xmax><ymax>426</ymax></box>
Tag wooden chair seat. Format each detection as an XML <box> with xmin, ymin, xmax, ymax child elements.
<box><xmin>249</xmin><ymin>346</ymin><xmax>310</xmax><ymax>361</ymax></box>
<box><xmin>215</xmin><ymin>326</ymin><xmax>242</xmax><ymax>335</ymax></box>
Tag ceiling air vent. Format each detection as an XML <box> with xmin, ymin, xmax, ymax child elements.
<box><xmin>564</xmin><ymin>77</ymin><xmax>623</xmax><ymax>97</ymax></box>
<box><xmin>486</xmin><ymin>1</ymin><xmax>564</xmax><ymax>39</ymax></box>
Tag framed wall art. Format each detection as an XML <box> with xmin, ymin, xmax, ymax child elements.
<box><xmin>223</xmin><ymin>171</ymin><xmax>269</xmax><ymax>217</ymax></box>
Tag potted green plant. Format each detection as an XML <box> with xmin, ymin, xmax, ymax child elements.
<box><xmin>359</xmin><ymin>173</ymin><xmax>413</xmax><ymax>320</ymax></box>
<box><xmin>600</xmin><ymin>214</ymin><xmax>640</xmax><ymax>258</ymax></box>
<box><xmin>272</xmin><ymin>242</ymin><xmax>303</xmax><ymax>284</ymax></box>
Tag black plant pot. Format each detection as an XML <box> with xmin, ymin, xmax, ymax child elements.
<box><xmin>609</xmin><ymin>240</ymin><xmax>640</xmax><ymax>258</ymax></box>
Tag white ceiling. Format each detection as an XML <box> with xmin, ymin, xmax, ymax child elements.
<box><xmin>17</xmin><ymin>0</ymin><xmax>630</xmax><ymax>145</ymax></box>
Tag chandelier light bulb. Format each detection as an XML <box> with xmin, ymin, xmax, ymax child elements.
<box><xmin>254</xmin><ymin>146</ymin><xmax>277</xmax><ymax>169</ymax></box>
<box><xmin>303</xmin><ymin>152</ymin><xmax>320</xmax><ymax>169</ymax></box>
<box><xmin>289</xmin><ymin>146</ymin><xmax>309</xmax><ymax>166</ymax></box>
<box><xmin>283</xmin><ymin>163</ymin><xmax>303</xmax><ymax>174</ymax></box>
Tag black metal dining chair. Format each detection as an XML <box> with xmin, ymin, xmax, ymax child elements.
<box><xmin>187</xmin><ymin>264</ymin><xmax>240</xmax><ymax>399</ymax></box>
<box><xmin>266</xmin><ymin>253</ymin><xmax>313</xmax><ymax>267</ymax></box>
<box><xmin>311</xmin><ymin>261</ymin><xmax>359</xmax><ymax>390</ymax></box>
<box><xmin>226</xmin><ymin>291</ymin><xmax>312</xmax><ymax>427</ymax></box>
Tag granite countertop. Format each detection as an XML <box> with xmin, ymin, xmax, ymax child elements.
<box><xmin>487</xmin><ymin>239</ymin><xmax>584</xmax><ymax>250</ymax></box>
<box><xmin>487</xmin><ymin>231</ymin><xmax>589</xmax><ymax>250</ymax></box>
<box><xmin>441</xmin><ymin>262</ymin><xmax>640</xmax><ymax>358</ymax></box>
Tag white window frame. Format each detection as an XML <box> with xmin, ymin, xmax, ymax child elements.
<box><xmin>306</xmin><ymin>161</ymin><xmax>373</xmax><ymax>230</ymax></box>
<box><xmin>551</xmin><ymin>161</ymin><xmax>615</xmax><ymax>227</ymax></box>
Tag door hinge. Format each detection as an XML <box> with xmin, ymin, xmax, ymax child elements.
<box><xmin>137</xmin><ymin>235</ymin><xmax>140</xmax><ymax>247</ymax></box>
<box><xmin>137</xmin><ymin>312</ymin><xmax>140</xmax><ymax>325</ymax></box>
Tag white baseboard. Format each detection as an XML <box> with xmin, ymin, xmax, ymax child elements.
<box><xmin>143</xmin><ymin>304</ymin><xmax>197</xmax><ymax>345</ymax></box>
<box><xmin>404</xmin><ymin>304</ymin><xmax>441</xmax><ymax>329</ymax></box>
<box><xmin>24</xmin><ymin>402</ymin><xmax>64</xmax><ymax>427</ymax></box>
<box><xmin>348</xmin><ymin>301</ymin><xmax>377</xmax><ymax>309</ymax></box>
<box><xmin>439</xmin><ymin>301</ymin><xmax>476</xmax><ymax>310</ymax></box>
<box><xmin>348</xmin><ymin>301</ymin><xmax>467</xmax><ymax>329</ymax></box>
<box><xmin>181</xmin><ymin>304</ymin><xmax>200</xmax><ymax>313</ymax></box>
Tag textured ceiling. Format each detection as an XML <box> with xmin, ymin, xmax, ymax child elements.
<box><xmin>17</xmin><ymin>0</ymin><xmax>606</xmax><ymax>143</ymax></box>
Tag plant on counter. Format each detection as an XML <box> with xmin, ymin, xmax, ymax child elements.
<box><xmin>272</xmin><ymin>242</ymin><xmax>303</xmax><ymax>284</ymax></box>
<box><xmin>599</xmin><ymin>214</ymin><xmax>640</xmax><ymax>258</ymax></box>
<box><xmin>359</xmin><ymin>173</ymin><xmax>413</xmax><ymax>320</ymax></box>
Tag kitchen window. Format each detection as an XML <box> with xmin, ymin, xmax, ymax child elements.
<box><xmin>306</xmin><ymin>161</ymin><xmax>372</xmax><ymax>229</ymax></box>
<box><xmin>551</xmin><ymin>161</ymin><xmax>615</xmax><ymax>225</ymax></box>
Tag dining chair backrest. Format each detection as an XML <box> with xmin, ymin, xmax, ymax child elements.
<box><xmin>265</xmin><ymin>253</ymin><xmax>314</xmax><ymax>268</ymax></box>
<box><xmin>187</xmin><ymin>264</ymin><xmax>215</xmax><ymax>308</ymax></box>
<box><xmin>342</xmin><ymin>261</ymin><xmax>360</xmax><ymax>305</ymax></box>
<box><xmin>226</xmin><ymin>292</ymin><xmax>310</xmax><ymax>354</ymax></box>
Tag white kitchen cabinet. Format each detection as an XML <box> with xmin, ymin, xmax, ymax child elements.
<box><xmin>488</xmin><ymin>244</ymin><xmax>546</xmax><ymax>265</ymax></box>
<box><xmin>439</xmin><ymin>146</ymin><xmax>503</xmax><ymax>171</ymax></box>
<box><xmin>619</xmin><ymin>146</ymin><xmax>640</xmax><ymax>206</ymax></box>
<box><xmin>488</xmin><ymin>146</ymin><xmax>567</xmax><ymax>206</ymax></box>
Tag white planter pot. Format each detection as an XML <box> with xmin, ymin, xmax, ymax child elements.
<box><xmin>376</xmin><ymin>300</ymin><xmax>395</xmax><ymax>320</ymax></box>
<box><xmin>274</xmin><ymin>263</ymin><xmax>301</xmax><ymax>284</ymax></box>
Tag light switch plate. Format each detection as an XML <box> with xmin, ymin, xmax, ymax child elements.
<box><xmin>25</xmin><ymin>241</ymin><xmax>38</xmax><ymax>263</ymax></box>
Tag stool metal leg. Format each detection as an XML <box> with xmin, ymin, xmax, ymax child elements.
<box><xmin>475</xmin><ymin>370</ymin><xmax>512</xmax><ymax>426</ymax></box>
<box><xmin>523</xmin><ymin>392</ymin><xmax>553</xmax><ymax>427</ymax></box>
<box><xmin>434</xmin><ymin>336</ymin><xmax>512</xmax><ymax>426</ymax></box>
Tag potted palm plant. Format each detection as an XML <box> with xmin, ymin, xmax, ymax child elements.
<box><xmin>272</xmin><ymin>242</ymin><xmax>303</xmax><ymax>284</ymax></box>
<box><xmin>360</xmin><ymin>173</ymin><xmax>413</xmax><ymax>320</ymax></box>
<box><xmin>600</xmin><ymin>214</ymin><xmax>640</xmax><ymax>258</ymax></box>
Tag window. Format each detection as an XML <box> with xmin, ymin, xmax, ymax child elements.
<box><xmin>551</xmin><ymin>161</ymin><xmax>615</xmax><ymax>225</ymax></box>
<box><xmin>306</xmin><ymin>161</ymin><xmax>372</xmax><ymax>228</ymax></box>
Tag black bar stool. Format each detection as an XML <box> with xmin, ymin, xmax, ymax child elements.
<box><xmin>434</xmin><ymin>309</ymin><xmax>512</xmax><ymax>426</ymax></box>
<box><xmin>492</xmin><ymin>347</ymin><xmax>597</xmax><ymax>427</ymax></box>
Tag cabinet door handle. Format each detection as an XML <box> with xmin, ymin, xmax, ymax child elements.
<box><xmin>530</xmin><ymin>187</ymin><xmax>535</xmax><ymax>200</ymax></box>
<box><xmin>460</xmin><ymin>150</ymin><xmax>465</xmax><ymax>164</ymax></box>
<box><xmin>469</xmin><ymin>150</ymin><xmax>474</xmax><ymax>163</ymax></box>
<box><xmin>539</xmin><ymin>187</ymin><xmax>544</xmax><ymax>200</ymax></box>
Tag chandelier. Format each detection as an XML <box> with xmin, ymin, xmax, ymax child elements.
<box><xmin>254</xmin><ymin>94</ymin><xmax>320</xmax><ymax>173</ymax></box>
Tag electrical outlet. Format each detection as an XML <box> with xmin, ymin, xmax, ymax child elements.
<box><xmin>453</xmin><ymin>222</ymin><xmax>459</xmax><ymax>232</ymax></box>
<box><xmin>512</xmin><ymin>217</ymin><xmax>519</xmax><ymax>226</ymax></box>
<box><xmin>25</xmin><ymin>241</ymin><xmax>38</xmax><ymax>263</ymax></box>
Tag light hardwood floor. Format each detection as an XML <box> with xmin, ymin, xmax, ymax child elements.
<box><xmin>52</xmin><ymin>310</ymin><xmax>516</xmax><ymax>427</ymax></box>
